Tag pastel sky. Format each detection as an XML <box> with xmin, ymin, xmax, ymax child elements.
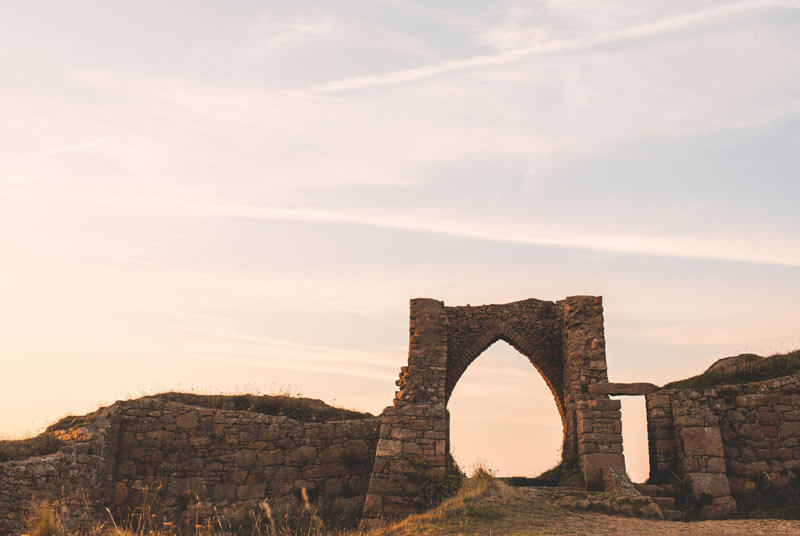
<box><xmin>2</xmin><ymin>1</ymin><xmax>800</xmax><ymax>482</ymax></box>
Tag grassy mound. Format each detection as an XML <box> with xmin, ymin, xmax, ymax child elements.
<box><xmin>148</xmin><ymin>392</ymin><xmax>374</xmax><ymax>422</ymax></box>
<box><xmin>44</xmin><ymin>392</ymin><xmax>373</xmax><ymax>435</ymax></box>
<box><xmin>665</xmin><ymin>349</ymin><xmax>800</xmax><ymax>391</ymax></box>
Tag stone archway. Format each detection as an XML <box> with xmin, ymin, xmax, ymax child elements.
<box><xmin>363</xmin><ymin>296</ymin><xmax>631</xmax><ymax>520</ymax></box>
<box><xmin>442</xmin><ymin>302</ymin><xmax>567</xmax><ymax>447</ymax></box>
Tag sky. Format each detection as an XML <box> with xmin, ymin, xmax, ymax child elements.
<box><xmin>1</xmin><ymin>0</ymin><xmax>800</xmax><ymax>482</ymax></box>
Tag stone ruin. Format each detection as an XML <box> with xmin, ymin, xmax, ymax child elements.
<box><xmin>362</xmin><ymin>296</ymin><xmax>634</xmax><ymax>519</ymax></box>
<box><xmin>3</xmin><ymin>295</ymin><xmax>800</xmax><ymax>532</ymax></box>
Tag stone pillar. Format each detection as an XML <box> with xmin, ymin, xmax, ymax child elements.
<box><xmin>576</xmin><ymin>398</ymin><xmax>626</xmax><ymax>488</ymax></box>
<box><xmin>645</xmin><ymin>391</ymin><xmax>675</xmax><ymax>482</ymax></box>
<box><xmin>363</xmin><ymin>299</ymin><xmax>449</xmax><ymax>520</ymax></box>
<box><xmin>561</xmin><ymin>298</ymin><xmax>610</xmax><ymax>450</ymax></box>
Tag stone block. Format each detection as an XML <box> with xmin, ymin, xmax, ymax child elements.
<box><xmin>390</xmin><ymin>427</ymin><xmax>417</xmax><ymax>440</ymax></box>
<box><xmin>291</xmin><ymin>446</ymin><xmax>317</xmax><ymax>464</ymax></box>
<box><xmin>231</xmin><ymin>469</ymin><xmax>248</xmax><ymax>485</ymax></box>
<box><xmin>212</xmin><ymin>483</ymin><xmax>236</xmax><ymax>500</ymax></box>
<box><xmin>375</xmin><ymin>440</ymin><xmax>403</xmax><ymax>457</ymax></box>
<box><xmin>176</xmin><ymin>411</ymin><xmax>198</xmax><ymax>430</ymax></box>
<box><xmin>236</xmin><ymin>483</ymin><xmax>266</xmax><ymax>500</ymax></box>
<box><xmin>647</xmin><ymin>393</ymin><xmax>671</xmax><ymax>409</ymax></box>
<box><xmin>580</xmin><ymin>453</ymin><xmax>625</xmax><ymax>488</ymax></box>
<box><xmin>685</xmin><ymin>472</ymin><xmax>731</xmax><ymax>498</ymax></box>
<box><xmin>680</xmin><ymin>426</ymin><xmax>724</xmax><ymax>457</ymax></box>
<box><xmin>303</xmin><ymin>463</ymin><xmax>346</xmax><ymax>479</ymax></box>
<box><xmin>577</xmin><ymin>419</ymin><xmax>592</xmax><ymax>434</ymax></box>
<box><xmin>587</xmin><ymin>399</ymin><xmax>621</xmax><ymax>411</ymax></box>
<box><xmin>736</xmin><ymin>394</ymin><xmax>769</xmax><ymax>407</ymax></box>
<box><xmin>780</xmin><ymin>421</ymin><xmax>800</xmax><ymax>438</ymax></box>
<box><xmin>675</xmin><ymin>414</ymin><xmax>705</xmax><ymax>427</ymax></box>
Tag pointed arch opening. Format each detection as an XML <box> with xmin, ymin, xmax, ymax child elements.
<box><xmin>447</xmin><ymin>339</ymin><xmax>565</xmax><ymax>477</ymax></box>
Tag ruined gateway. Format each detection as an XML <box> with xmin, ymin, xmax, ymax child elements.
<box><xmin>3</xmin><ymin>295</ymin><xmax>800</xmax><ymax>531</ymax></box>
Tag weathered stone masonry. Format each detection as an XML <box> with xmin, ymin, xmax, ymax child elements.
<box><xmin>11</xmin><ymin>295</ymin><xmax>797</xmax><ymax>529</ymax></box>
<box><xmin>363</xmin><ymin>296</ymin><xmax>630</xmax><ymax>520</ymax></box>
<box><xmin>647</xmin><ymin>373</ymin><xmax>800</xmax><ymax>518</ymax></box>
<box><xmin>0</xmin><ymin>399</ymin><xmax>379</xmax><ymax>533</ymax></box>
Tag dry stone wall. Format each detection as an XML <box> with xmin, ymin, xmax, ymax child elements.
<box><xmin>646</xmin><ymin>372</ymin><xmax>800</xmax><ymax>518</ymax></box>
<box><xmin>0</xmin><ymin>399</ymin><xmax>379</xmax><ymax>534</ymax></box>
<box><xmin>115</xmin><ymin>399</ymin><xmax>379</xmax><ymax>517</ymax></box>
<box><xmin>0</xmin><ymin>406</ymin><xmax>120</xmax><ymax>532</ymax></box>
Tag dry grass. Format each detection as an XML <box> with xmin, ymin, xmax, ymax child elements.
<box><xmin>43</xmin><ymin>392</ymin><xmax>372</xmax><ymax>436</ymax></box>
<box><xmin>24</xmin><ymin>469</ymin><xmax>800</xmax><ymax>536</ymax></box>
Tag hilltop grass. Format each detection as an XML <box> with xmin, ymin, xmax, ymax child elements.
<box><xmin>146</xmin><ymin>392</ymin><xmax>373</xmax><ymax>423</ymax></box>
<box><xmin>45</xmin><ymin>392</ymin><xmax>373</xmax><ymax>435</ymax></box>
<box><xmin>664</xmin><ymin>349</ymin><xmax>800</xmax><ymax>391</ymax></box>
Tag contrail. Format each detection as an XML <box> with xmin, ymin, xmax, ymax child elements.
<box><xmin>307</xmin><ymin>0</ymin><xmax>795</xmax><ymax>93</ymax></box>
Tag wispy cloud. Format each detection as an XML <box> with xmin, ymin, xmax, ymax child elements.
<box><xmin>129</xmin><ymin>198</ymin><xmax>800</xmax><ymax>269</ymax></box>
<box><xmin>11</xmin><ymin>184</ymin><xmax>799</xmax><ymax>269</ymax></box>
<box><xmin>36</xmin><ymin>138</ymin><xmax>106</xmax><ymax>157</ymax></box>
<box><xmin>307</xmin><ymin>0</ymin><xmax>795</xmax><ymax>93</ymax></box>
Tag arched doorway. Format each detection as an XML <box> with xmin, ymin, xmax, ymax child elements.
<box><xmin>447</xmin><ymin>340</ymin><xmax>563</xmax><ymax>476</ymax></box>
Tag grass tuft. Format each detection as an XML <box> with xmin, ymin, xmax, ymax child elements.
<box><xmin>26</xmin><ymin>502</ymin><xmax>67</xmax><ymax>536</ymax></box>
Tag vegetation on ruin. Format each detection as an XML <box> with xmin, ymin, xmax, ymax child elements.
<box><xmin>24</xmin><ymin>469</ymin><xmax>800</xmax><ymax>536</ymax></box>
<box><xmin>44</xmin><ymin>392</ymin><xmax>372</xmax><ymax>435</ymax></box>
<box><xmin>0</xmin><ymin>432</ymin><xmax>64</xmax><ymax>463</ymax></box>
<box><xmin>503</xmin><ymin>453</ymin><xmax>585</xmax><ymax>489</ymax></box>
<box><xmin>410</xmin><ymin>455</ymin><xmax>466</xmax><ymax>510</ymax></box>
<box><xmin>733</xmin><ymin>473</ymin><xmax>800</xmax><ymax>520</ymax></box>
<box><xmin>664</xmin><ymin>349</ymin><xmax>800</xmax><ymax>391</ymax></box>
<box><xmin>148</xmin><ymin>392</ymin><xmax>373</xmax><ymax>422</ymax></box>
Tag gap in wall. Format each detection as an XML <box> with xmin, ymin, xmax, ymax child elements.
<box><xmin>613</xmin><ymin>395</ymin><xmax>650</xmax><ymax>483</ymax></box>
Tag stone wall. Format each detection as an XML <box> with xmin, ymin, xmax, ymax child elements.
<box><xmin>0</xmin><ymin>406</ymin><xmax>120</xmax><ymax>532</ymax></box>
<box><xmin>0</xmin><ymin>398</ymin><xmax>379</xmax><ymax>533</ymax></box>
<box><xmin>646</xmin><ymin>372</ymin><xmax>800</xmax><ymax>518</ymax></box>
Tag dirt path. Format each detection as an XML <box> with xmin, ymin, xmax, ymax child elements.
<box><xmin>374</xmin><ymin>484</ymin><xmax>800</xmax><ymax>536</ymax></box>
<box><xmin>536</xmin><ymin>512</ymin><xmax>800</xmax><ymax>535</ymax></box>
